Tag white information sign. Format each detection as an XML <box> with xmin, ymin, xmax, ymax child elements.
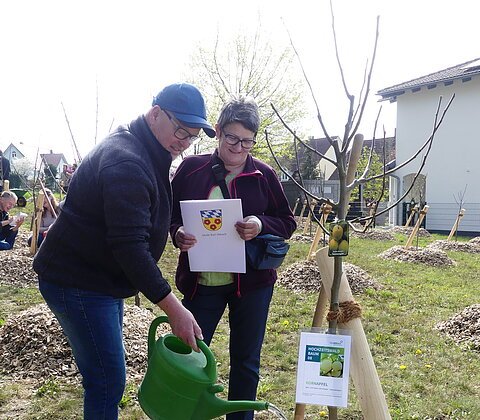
<box><xmin>295</xmin><ymin>331</ymin><xmax>352</xmax><ymax>407</ymax></box>
<box><xmin>180</xmin><ymin>199</ymin><xmax>245</xmax><ymax>273</ymax></box>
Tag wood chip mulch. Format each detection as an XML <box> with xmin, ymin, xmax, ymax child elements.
<box><xmin>277</xmin><ymin>260</ymin><xmax>321</xmax><ymax>293</ymax></box>
<box><xmin>390</xmin><ymin>226</ymin><xmax>432</xmax><ymax>237</ymax></box>
<box><xmin>343</xmin><ymin>263</ymin><xmax>383</xmax><ymax>294</ymax></box>
<box><xmin>277</xmin><ymin>260</ymin><xmax>382</xmax><ymax>295</ymax></box>
<box><xmin>0</xmin><ymin>303</ymin><xmax>170</xmax><ymax>383</ymax></box>
<box><xmin>350</xmin><ymin>229</ymin><xmax>395</xmax><ymax>241</ymax></box>
<box><xmin>0</xmin><ymin>231</ymin><xmax>37</xmax><ymax>288</ymax></box>
<box><xmin>435</xmin><ymin>304</ymin><xmax>480</xmax><ymax>352</ymax></box>
<box><xmin>289</xmin><ymin>233</ymin><xmax>316</xmax><ymax>243</ymax></box>
<box><xmin>378</xmin><ymin>245</ymin><xmax>455</xmax><ymax>267</ymax></box>
<box><xmin>469</xmin><ymin>236</ymin><xmax>480</xmax><ymax>245</ymax></box>
<box><xmin>427</xmin><ymin>240</ymin><xmax>480</xmax><ymax>254</ymax></box>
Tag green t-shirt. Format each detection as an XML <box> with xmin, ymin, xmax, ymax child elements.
<box><xmin>198</xmin><ymin>174</ymin><xmax>236</xmax><ymax>286</ymax></box>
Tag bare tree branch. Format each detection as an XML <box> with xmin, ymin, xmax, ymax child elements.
<box><xmin>271</xmin><ymin>103</ymin><xmax>338</xmax><ymax>166</ymax></box>
<box><xmin>61</xmin><ymin>101</ymin><xmax>82</xmax><ymax>163</ymax></box>
<box><xmin>282</xmin><ymin>19</ymin><xmax>334</xmax><ymax>143</ymax></box>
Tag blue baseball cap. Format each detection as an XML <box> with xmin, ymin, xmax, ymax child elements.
<box><xmin>152</xmin><ymin>83</ymin><xmax>216</xmax><ymax>138</ymax></box>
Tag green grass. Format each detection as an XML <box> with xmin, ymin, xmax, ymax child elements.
<box><xmin>0</xmin><ymin>229</ymin><xmax>479</xmax><ymax>419</ymax></box>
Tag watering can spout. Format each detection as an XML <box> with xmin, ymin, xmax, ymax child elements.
<box><xmin>194</xmin><ymin>384</ymin><xmax>269</xmax><ymax>419</ymax></box>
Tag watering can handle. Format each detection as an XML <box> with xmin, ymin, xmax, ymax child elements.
<box><xmin>148</xmin><ymin>315</ymin><xmax>216</xmax><ymax>380</ymax></box>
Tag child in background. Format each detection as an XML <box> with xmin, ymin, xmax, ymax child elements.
<box><xmin>28</xmin><ymin>189</ymin><xmax>59</xmax><ymax>248</ymax></box>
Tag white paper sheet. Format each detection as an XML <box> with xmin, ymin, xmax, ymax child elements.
<box><xmin>295</xmin><ymin>331</ymin><xmax>352</xmax><ymax>407</ymax></box>
<box><xmin>180</xmin><ymin>199</ymin><xmax>245</xmax><ymax>273</ymax></box>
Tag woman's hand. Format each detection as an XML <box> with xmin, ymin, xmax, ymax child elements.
<box><xmin>235</xmin><ymin>216</ymin><xmax>262</xmax><ymax>241</ymax></box>
<box><xmin>175</xmin><ymin>226</ymin><xmax>197</xmax><ymax>251</ymax></box>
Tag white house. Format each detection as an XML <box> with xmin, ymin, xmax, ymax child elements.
<box><xmin>378</xmin><ymin>58</ymin><xmax>480</xmax><ymax>235</ymax></box>
<box><xmin>40</xmin><ymin>151</ymin><xmax>69</xmax><ymax>177</ymax></box>
<box><xmin>3</xmin><ymin>143</ymin><xmax>25</xmax><ymax>161</ymax></box>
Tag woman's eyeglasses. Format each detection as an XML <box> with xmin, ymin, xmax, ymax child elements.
<box><xmin>222</xmin><ymin>132</ymin><xmax>256</xmax><ymax>150</ymax></box>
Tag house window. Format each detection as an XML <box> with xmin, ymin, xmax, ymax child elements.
<box><xmin>12</xmin><ymin>151</ymin><xmax>17</xmax><ymax>158</ymax></box>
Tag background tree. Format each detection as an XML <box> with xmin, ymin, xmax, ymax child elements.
<box><xmin>187</xmin><ymin>23</ymin><xmax>307</xmax><ymax>167</ymax></box>
<box><xmin>300</xmin><ymin>147</ymin><xmax>317</xmax><ymax>180</ymax></box>
<box><xmin>350</xmin><ymin>147</ymin><xmax>389</xmax><ymax>203</ymax></box>
<box><xmin>10</xmin><ymin>157</ymin><xmax>35</xmax><ymax>188</ymax></box>
<box><xmin>44</xmin><ymin>163</ymin><xmax>57</xmax><ymax>189</ymax></box>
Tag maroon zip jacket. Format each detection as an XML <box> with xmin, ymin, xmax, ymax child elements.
<box><xmin>170</xmin><ymin>150</ymin><xmax>297</xmax><ymax>299</ymax></box>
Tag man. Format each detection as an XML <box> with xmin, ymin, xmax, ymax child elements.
<box><xmin>0</xmin><ymin>190</ymin><xmax>24</xmax><ymax>250</ymax></box>
<box><xmin>33</xmin><ymin>83</ymin><xmax>215</xmax><ymax>419</ymax></box>
<box><xmin>0</xmin><ymin>150</ymin><xmax>11</xmax><ymax>192</ymax></box>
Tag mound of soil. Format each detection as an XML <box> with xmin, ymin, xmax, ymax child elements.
<box><xmin>391</xmin><ymin>226</ymin><xmax>431</xmax><ymax>237</ymax></box>
<box><xmin>277</xmin><ymin>260</ymin><xmax>381</xmax><ymax>294</ymax></box>
<box><xmin>435</xmin><ymin>304</ymin><xmax>480</xmax><ymax>352</ymax></box>
<box><xmin>427</xmin><ymin>240</ymin><xmax>480</xmax><ymax>254</ymax></box>
<box><xmin>0</xmin><ymin>303</ymin><xmax>168</xmax><ymax>383</ymax></box>
<box><xmin>378</xmin><ymin>245</ymin><xmax>455</xmax><ymax>267</ymax></box>
<box><xmin>0</xmin><ymin>231</ymin><xmax>37</xmax><ymax>288</ymax></box>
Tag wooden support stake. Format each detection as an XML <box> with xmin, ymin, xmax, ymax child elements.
<box><xmin>306</xmin><ymin>204</ymin><xmax>332</xmax><ymax>261</ymax></box>
<box><xmin>298</xmin><ymin>200</ymin><xmax>307</xmax><ymax>224</ymax></box>
<box><xmin>345</xmin><ymin>134</ymin><xmax>364</xmax><ymax>186</ymax></box>
<box><xmin>405</xmin><ymin>205</ymin><xmax>429</xmax><ymax>248</ymax></box>
<box><xmin>447</xmin><ymin>209</ymin><xmax>465</xmax><ymax>240</ymax></box>
<box><xmin>30</xmin><ymin>191</ymin><xmax>45</xmax><ymax>256</ymax></box>
<box><xmin>292</xmin><ymin>197</ymin><xmax>301</xmax><ymax>218</ymax></box>
<box><xmin>3</xmin><ymin>180</ymin><xmax>10</xmax><ymax>191</ymax></box>
<box><xmin>302</xmin><ymin>201</ymin><xmax>316</xmax><ymax>235</ymax></box>
<box><xmin>294</xmin><ymin>283</ymin><xmax>329</xmax><ymax>419</ymax></box>
<box><xmin>315</xmin><ymin>247</ymin><xmax>391</xmax><ymax>418</ymax></box>
<box><xmin>307</xmin><ymin>224</ymin><xmax>323</xmax><ymax>261</ymax></box>
<box><xmin>404</xmin><ymin>205</ymin><xmax>418</xmax><ymax>227</ymax></box>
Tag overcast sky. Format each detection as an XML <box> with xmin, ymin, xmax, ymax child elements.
<box><xmin>1</xmin><ymin>0</ymin><xmax>478</xmax><ymax>163</ymax></box>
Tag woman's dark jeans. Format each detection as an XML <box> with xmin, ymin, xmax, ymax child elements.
<box><xmin>183</xmin><ymin>283</ymin><xmax>274</xmax><ymax>420</ymax></box>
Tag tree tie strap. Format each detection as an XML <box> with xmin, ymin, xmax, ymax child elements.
<box><xmin>327</xmin><ymin>300</ymin><xmax>362</xmax><ymax>323</ymax></box>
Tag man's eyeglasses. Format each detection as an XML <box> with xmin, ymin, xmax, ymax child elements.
<box><xmin>163</xmin><ymin>110</ymin><xmax>200</xmax><ymax>143</ymax></box>
<box><xmin>222</xmin><ymin>132</ymin><xmax>256</xmax><ymax>150</ymax></box>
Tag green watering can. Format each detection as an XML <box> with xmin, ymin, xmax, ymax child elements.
<box><xmin>138</xmin><ymin>316</ymin><xmax>269</xmax><ymax>419</ymax></box>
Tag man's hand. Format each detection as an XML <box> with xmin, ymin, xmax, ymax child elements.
<box><xmin>157</xmin><ymin>292</ymin><xmax>203</xmax><ymax>352</ymax></box>
<box><xmin>11</xmin><ymin>216</ymin><xmax>25</xmax><ymax>232</ymax></box>
<box><xmin>175</xmin><ymin>226</ymin><xmax>197</xmax><ymax>251</ymax></box>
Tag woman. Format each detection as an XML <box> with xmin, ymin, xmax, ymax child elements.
<box><xmin>28</xmin><ymin>189</ymin><xmax>59</xmax><ymax>248</ymax></box>
<box><xmin>170</xmin><ymin>97</ymin><xmax>296</xmax><ymax>420</ymax></box>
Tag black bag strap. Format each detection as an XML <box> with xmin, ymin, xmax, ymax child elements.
<box><xmin>212</xmin><ymin>163</ymin><xmax>231</xmax><ymax>199</ymax></box>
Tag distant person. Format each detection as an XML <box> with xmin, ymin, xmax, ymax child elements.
<box><xmin>0</xmin><ymin>150</ymin><xmax>11</xmax><ymax>192</ymax></box>
<box><xmin>33</xmin><ymin>83</ymin><xmax>215</xmax><ymax>420</ymax></box>
<box><xmin>60</xmin><ymin>164</ymin><xmax>77</xmax><ymax>194</ymax></box>
<box><xmin>28</xmin><ymin>189</ymin><xmax>59</xmax><ymax>248</ymax></box>
<box><xmin>0</xmin><ymin>191</ymin><xmax>24</xmax><ymax>250</ymax></box>
<box><xmin>60</xmin><ymin>164</ymin><xmax>70</xmax><ymax>193</ymax></box>
<box><xmin>170</xmin><ymin>97</ymin><xmax>296</xmax><ymax>420</ymax></box>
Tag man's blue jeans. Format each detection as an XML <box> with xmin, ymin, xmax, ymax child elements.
<box><xmin>39</xmin><ymin>278</ymin><xmax>126</xmax><ymax>420</ymax></box>
<box><xmin>0</xmin><ymin>229</ymin><xmax>18</xmax><ymax>250</ymax></box>
<box><xmin>182</xmin><ymin>283</ymin><xmax>274</xmax><ymax>420</ymax></box>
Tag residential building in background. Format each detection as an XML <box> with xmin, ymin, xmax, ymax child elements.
<box><xmin>378</xmin><ymin>57</ymin><xmax>480</xmax><ymax>235</ymax></box>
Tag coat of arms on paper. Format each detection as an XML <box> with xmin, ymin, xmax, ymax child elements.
<box><xmin>200</xmin><ymin>209</ymin><xmax>222</xmax><ymax>231</ymax></box>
